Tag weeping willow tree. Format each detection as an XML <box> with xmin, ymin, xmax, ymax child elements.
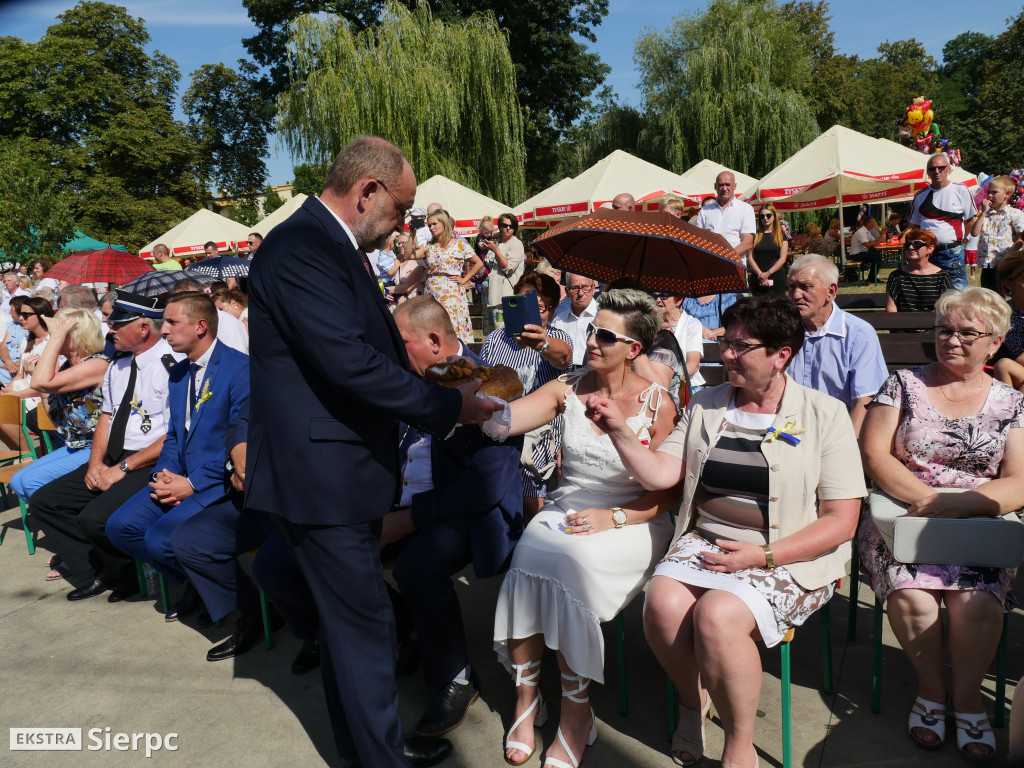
<box><xmin>635</xmin><ymin>0</ymin><xmax>819</xmax><ymax>178</ymax></box>
<box><xmin>277</xmin><ymin>1</ymin><xmax>527</xmax><ymax>205</ymax></box>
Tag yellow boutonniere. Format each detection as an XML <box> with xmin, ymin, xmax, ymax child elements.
<box><xmin>764</xmin><ymin>420</ymin><xmax>805</xmax><ymax>445</ymax></box>
<box><xmin>129</xmin><ymin>399</ymin><xmax>148</xmax><ymax>418</ymax></box>
<box><xmin>194</xmin><ymin>379</ymin><xmax>213</xmax><ymax>411</ymax></box>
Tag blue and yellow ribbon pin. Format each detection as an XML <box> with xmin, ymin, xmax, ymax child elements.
<box><xmin>764</xmin><ymin>420</ymin><xmax>804</xmax><ymax>445</ymax></box>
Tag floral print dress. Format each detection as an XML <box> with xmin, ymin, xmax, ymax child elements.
<box><xmin>857</xmin><ymin>367</ymin><xmax>1024</xmax><ymax>610</ymax></box>
<box><xmin>424</xmin><ymin>238</ymin><xmax>476</xmax><ymax>344</ymax></box>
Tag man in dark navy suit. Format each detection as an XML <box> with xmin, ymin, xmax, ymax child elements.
<box><xmin>247</xmin><ymin>136</ymin><xmax>499</xmax><ymax>768</ymax></box>
<box><xmin>386</xmin><ymin>297</ymin><xmax>523</xmax><ymax>745</ymax></box>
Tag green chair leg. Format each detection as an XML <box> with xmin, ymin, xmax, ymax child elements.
<box><xmin>260</xmin><ymin>588</ymin><xmax>273</xmax><ymax>650</ymax></box>
<box><xmin>872</xmin><ymin>597</ymin><xmax>883</xmax><ymax>713</ymax></box>
<box><xmin>136</xmin><ymin>559</ymin><xmax>147</xmax><ymax>598</ymax></box>
<box><xmin>616</xmin><ymin>612</ymin><xmax>627</xmax><ymax>716</ymax></box>
<box><xmin>667</xmin><ymin>678</ymin><xmax>676</xmax><ymax>743</ymax></box>
<box><xmin>781</xmin><ymin>634</ymin><xmax>792</xmax><ymax>768</ymax></box>
<box><xmin>19</xmin><ymin>497</ymin><xmax>34</xmax><ymax>555</ymax></box>
<box><xmin>996</xmin><ymin>614</ymin><xmax>1009</xmax><ymax>728</ymax></box>
<box><xmin>847</xmin><ymin>544</ymin><xmax>860</xmax><ymax>641</ymax></box>
<box><xmin>820</xmin><ymin>602</ymin><xmax>834</xmax><ymax>696</ymax></box>
<box><xmin>158</xmin><ymin>573</ymin><xmax>171</xmax><ymax>614</ymax></box>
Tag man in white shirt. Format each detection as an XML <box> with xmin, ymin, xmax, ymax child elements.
<box><xmin>908</xmin><ymin>152</ymin><xmax>977</xmax><ymax>290</ymax></box>
<box><xmin>694</xmin><ymin>172</ymin><xmax>756</xmax><ymax>266</ymax></box>
<box><xmin>550</xmin><ymin>273</ymin><xmax>599</xmax><ymax>366</ymax></box>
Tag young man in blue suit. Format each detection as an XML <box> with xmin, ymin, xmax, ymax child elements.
<box><xmin>106</xmin><ymin>292</ymin><xmax>249</xmax><ymax>612</ymax></box>
<box><xmin>247</xmin><ymin>136</ymin><xmax>500</xmax><ymax>768</ymax></box>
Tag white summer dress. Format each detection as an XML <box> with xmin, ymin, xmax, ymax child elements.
<box><xmin>493</xmin><ymin>372</ymin><xmax>675</xmax><ymax>684</ymax></box>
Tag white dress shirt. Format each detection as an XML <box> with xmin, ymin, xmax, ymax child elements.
<box><xmin>216</xmin><ymin>310</ymin><xmax>248</xmax><ymax>355</ymax></box>
<box><xmin>102</xmin><ymin>337</ymin><xmax>180</xmax><ymax>452</ymax></box>
<box><xmin>550</xmin><ymin>298</ymin><xmax>600</xmax><ymax>366</ymax></box>
<box><xmin>695</xmin><ymin>198</ymin><xmax>757</xmax><ymax>264</ymax></box>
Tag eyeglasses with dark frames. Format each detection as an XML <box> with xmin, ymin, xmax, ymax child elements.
<box><xmin>933</xmin><ymin>326</ymin><xmax>992</xmax><ymax>345</ymax></box>
<box><xmin>374</xmin><ymin>178</ymin><xmax>411</xmax><ymax>219</ymax></box>
<box><xmin>718</xmin><ymin>337</ymin><xmax>766</xmax><ymax>355</ymax></box>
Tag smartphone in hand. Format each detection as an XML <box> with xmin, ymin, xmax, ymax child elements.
<box><xmin>502</xmin><ymin>291</ymin><xmax>542</xmax><ymax>337</ymax></box>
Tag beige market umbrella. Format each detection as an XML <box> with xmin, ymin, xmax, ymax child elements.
<box><xmin>639</xmin><ymin>160</ymin><xmax>759</xmax><ymax>211</ymax></box>
<box><xmin>413</xmin><ymin>175</ymin><xmax>509</xmax><ymax>237</ymax></box>
<box><xmin>252</xmin><ymin>193</ymin><xmax>309</xmax><ymax>238</ymax></box>
<box><xmin>529</xmin><ymin>150</ymin><xmax>685</xmax><ymax>221</ymax></box>
<box><xmin>512</xmin><ymin>177</ymin><xmax>573</xmax><ymax>229</ymax></box>
<box><xmin>743</xmin><ymin>125</ymin><xmax>978</xmax><ymax>261</ymax></box>
<box><xmin>139</xmin><ymin>209</ymin><xmax>252</xmax><ymax>260</ymax></box>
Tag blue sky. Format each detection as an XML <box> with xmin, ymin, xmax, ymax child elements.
<box><xmin>2</xmin><ymin>0</ymin><xmax>1018</xmax><ymax>187</ymax></box>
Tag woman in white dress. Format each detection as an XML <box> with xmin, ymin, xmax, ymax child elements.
<box><xmin>492</xmin><ymin>288</ymin><xmax>678</xmax><ymax>768</ymax></box>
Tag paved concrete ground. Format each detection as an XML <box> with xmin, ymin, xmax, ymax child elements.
<box><xmin>2</xmin><ymin>502</ymin><xmax>1021</xmax><ymax>767</ymax></box>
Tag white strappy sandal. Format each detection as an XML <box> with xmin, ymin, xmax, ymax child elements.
<box><xmin>543</xmin><ymin>672</ymin><xmax>597</xmax><ymax>768</ymax></box>
<box><xmin>504</xmin><ymin>660</ymin><xmax>548</xmax><ymax>766</ymax></box>
<box><xmin>954</xmin><ymin>710</ymin><xmax>996</xmax><ymax>762</ymax></box>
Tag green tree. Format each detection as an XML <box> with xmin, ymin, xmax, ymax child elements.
<box><xmin>242</xmin><ymin>0</ymin><xmax>608</xmax><ymax>193</ymax></box>
<box><xmin>279</xmin><ymin>1</ymin><xmax>527</xmax><ymax>204</ymax></box>
<box><xmin>262</xmin><ymin>185</ymin><xmax>286</xmax><ymax>216</ymax></box>
<box><xmin>635</xmin><ymin>0</ymin><xmax>819</xmax><ymax>177</ymax></box>
<box><xmin>292</xmin><ymin>162</ymin><xmax>330</xmax><ymax>196</ymax></box>
<box><xmin>0</xmin><ymin>2</ymin><xmax>205</xmax><ymax>251</ymax></box>
<box><xmin>183</xmin><ymin>62</ymin><xmax>274</xmax><ymax>204</ymax></box>
<box><xmin>0</xmin><ymin>138</ymin><xmax>76</xmax><ymax>260</ymax></box>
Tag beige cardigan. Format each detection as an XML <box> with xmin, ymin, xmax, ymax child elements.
<box><xmin>659</xmin><ymin>374</ymin><xmax>867</xmax><ymax>591</ymax></box>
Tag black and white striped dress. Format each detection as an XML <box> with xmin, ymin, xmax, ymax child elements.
<box><xmin>480</xmin><ymin>327</ymin><xmax>574</xmax><ymax>498</ymax></box>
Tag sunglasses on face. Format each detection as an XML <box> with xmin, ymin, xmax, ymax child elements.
<box><xmin>591</xmin><ymin>326</ymin><xmax>638</xmax><ymax>345</ymax></box>
<box><xmin>905</xmin><ymin>240</ymin><xmax>929</xmax><ymax>251</ymax></box>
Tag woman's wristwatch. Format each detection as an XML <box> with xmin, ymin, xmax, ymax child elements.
<box><xmin>761</xmin><ymin>544</ymin><xmax>775</xmax><ymax>568</ymax></box>
<box><xmin>612</xmin><ymin>507</ymin><xmax>627</xmax><ymax>528</ymax></box>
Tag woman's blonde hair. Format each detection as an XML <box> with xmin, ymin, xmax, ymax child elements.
<box><xmin>427</xmin><ymin>210</ymin><xmax>454</xmax><ymax>245</ymax></box>
<box><xmin>596</xmin><ymin>288</ymin><xmax>660</xmax><ymax>353</ymax></box>
<box><xmin>57</xmin><ymin>307</ymin><xmax>105</xmax><ymax>358</ymax></box>
<box><xmin>659</xmin><ymin>196</ymin><xmax>686</xmax><ymax>216</ymax></box>
<box><xmin>754</xmin><ymin>204</ymin><xmax>784</xmax><ymax>249</ymax></box>
<box><xmin>934</xmin><ymin>287</ymin><xmax>1011</xmax><ymax>338</ymax></box>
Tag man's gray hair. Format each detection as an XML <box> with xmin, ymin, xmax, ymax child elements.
<box><xmin>790</xmin><ymin>253</ymin><xmax>839</xmax><ymax>288</ymax></box>
<box><xmin>324</xmin><ymin>136</ymin><xmax>406</xmax><ymax>196</ymax></box>
<box><xmin>60</xmin><ymin>284</ymin><xmax>98</xmax><ymax>310</ymax></box>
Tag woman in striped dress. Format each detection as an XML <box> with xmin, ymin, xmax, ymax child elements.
<box><xmin>480</xmin><ymin>272</ymin><xmax>573</xmax><ymax>521</ymax></box>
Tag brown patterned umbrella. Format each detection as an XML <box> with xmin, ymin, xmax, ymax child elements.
<box><xmin>531</xmin><ymin>209</ymin><xmax>746</xmax><ymax>296</ymax></box>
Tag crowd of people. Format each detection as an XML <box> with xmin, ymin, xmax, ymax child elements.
<box><xmin>8</xmin><ymin>141</ymin><xmax>1024</xmax><ymax>768</ymax></box>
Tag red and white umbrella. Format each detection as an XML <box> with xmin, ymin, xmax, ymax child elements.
<box><xmin>139</xmin><ymin>209</ymin><xmax>252</xmax><ymax>259</ymax></box>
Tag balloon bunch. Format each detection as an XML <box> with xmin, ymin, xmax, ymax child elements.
<box><xmin>897</xmin><ymin>97</ymin><xmax>962</xmax><ymax>166</ymax></box>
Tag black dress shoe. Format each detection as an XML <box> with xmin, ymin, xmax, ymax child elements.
<box><xmin>413</xmin><ymin>670</ymin><xmax>480</xmax><ymax>737</ymax></box>
<box><xmin>107</xmin><ymin>580</ymin><xmax>140</xmax><ymax>603</ymax></box>
<box><xmin>165</xmin><ymin>584</ymin><xmax>203</xmax><ymax>622</ymax></box>
<box><xmin>206</xmin><ymin>608</ymin><xmax>283</xmax><ymax>662</ymax></box>
<box><xmin>403</xmin><ymin>734</ymin><xmax>452</xmax><ymax>767</ymax></box>
<box><xmin>291</xmin><ymin>637</ymin><xmax>320</xmax><ymax>675</ymax></box>
<box><xmin>67</xmin><ymin>578</ymin><xmax>109</xmax><ymax>601</ymax></box>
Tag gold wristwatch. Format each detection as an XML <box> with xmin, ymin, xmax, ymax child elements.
<box><xmin>611</xmin><ymin>507</ymin><xmax>627</xmax><ymax>528</ymax></box>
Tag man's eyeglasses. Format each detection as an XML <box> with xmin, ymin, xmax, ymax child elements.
<box><xmin>718</xmin><ymin>338</ymin><xmax>766</xmax><ymax>355</ymax></box>
<box><xmin>375</xmin><ymin>178</ymin><xmax>411</xmax><ymax>219</ymax></box>
<box><xmin>927</xmin><ymin>165</ymin><xmax>950</xmax><ymax>173</ymax></box>
<box><xmin>905</xmin><ymin>240</ymin><xmax>930</xmax><ymax>251</ymax></box>
<box><xmin>568</xmin><ymin>285</ymin><xmax>594</xmax><ymax>295</ymax></box>
<box><xmin>934</xmin><ymin>326</ymin><xmax>992</xmax><ymax>345</ymax></box>
<box><xmin>591</xmin><ymin>326</ymin><xmax>638</xmax><ymax>345</ymax></box>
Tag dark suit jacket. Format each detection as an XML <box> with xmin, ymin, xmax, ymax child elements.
<box><xmin>405</xmin><ymin>348</ymin><xmax>524</xmax><ymax>579</ymax></box>
<box><xmin>160</xmin><ymin>341</ymin><xmax>250</xmax><ymax>507</ymax></box>
<box><xmin>246</xmin><ymin>196</ymin><xmax>462</xmax><ymax>525</ymax></box>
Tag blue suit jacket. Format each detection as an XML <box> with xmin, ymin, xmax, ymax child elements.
<box><xmin>406</xmin><ymin>349</ymin><xmax>524</xmax><ymax>578</ymax></box>
<box><xmin>158</xmin><ymin>341</ymin><xmax>250</xmax><ymax>507</ymax></box>
<box><xmin>246</xmin><ymin>196</ymin><xmax>462</xmax><ymax>525</ymax></box>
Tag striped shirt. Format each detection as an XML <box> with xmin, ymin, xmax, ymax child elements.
<box><xmin>886</xmin><ymin>269</ymin><xmax>953</xmax><ymax>313</ymax></box>
<box><xmin>695</xmin><ymin>407</ymin><xmax>774</xmax><ymax>545</ymax></box>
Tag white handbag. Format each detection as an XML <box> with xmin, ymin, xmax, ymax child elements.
<box><xmin>868</xmin><ymin>488</ymin><xmax>1024</xmax><ymax>568</ymax></box>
